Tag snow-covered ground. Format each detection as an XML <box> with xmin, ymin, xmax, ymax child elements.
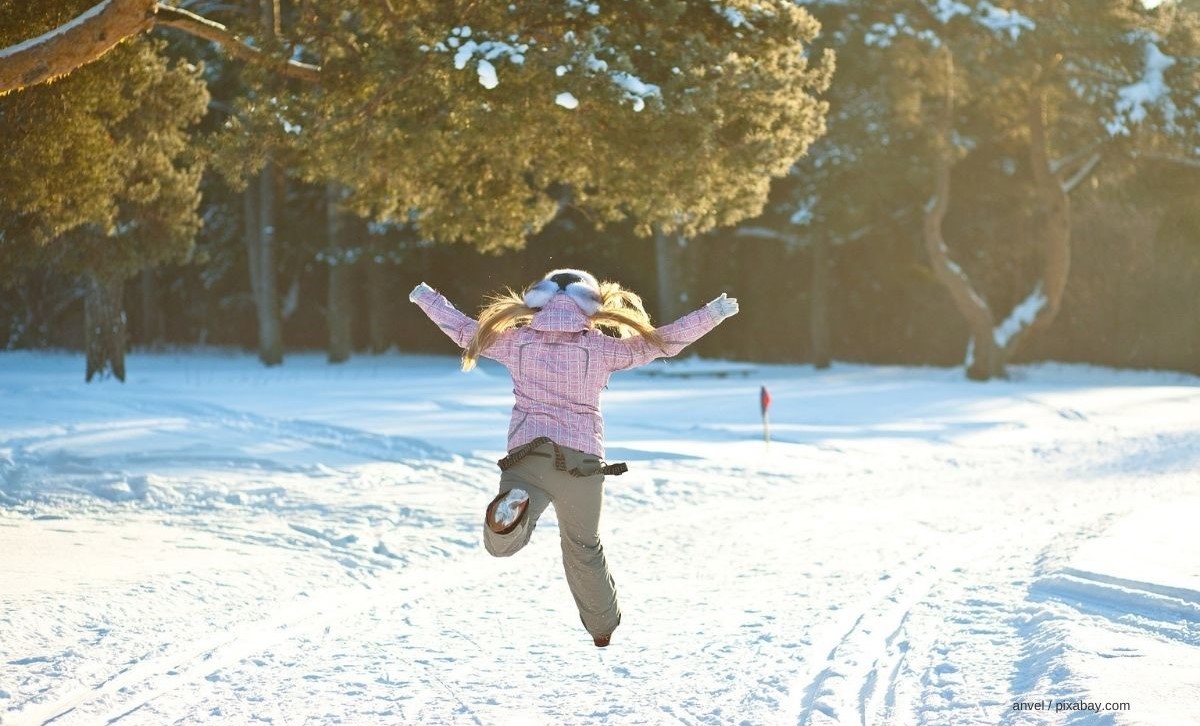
<box><xmin>1</xmin><ymin>351</ymin><xmax>1197</xmax><ymax>726</ymax></box>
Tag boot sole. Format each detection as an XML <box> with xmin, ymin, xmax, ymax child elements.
<box><xmin>486</xmin><ymin>489</ymin><xmax>529</xmax><ymax>535</ymax></box>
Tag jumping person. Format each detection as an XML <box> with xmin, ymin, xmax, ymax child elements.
<box><xmin>409</xmin><ymin>269</ymin><xmax>739</xmax><ymax>647</ymax></box>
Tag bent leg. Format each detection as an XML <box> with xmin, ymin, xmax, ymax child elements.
<box><xmin>483</xmin><ymin>468</ymin><xmax>550</xmax><ymax>558</ymax></box>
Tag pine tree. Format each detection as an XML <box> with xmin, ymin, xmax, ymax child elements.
<box><xmin>4</xmin><ymin>1</ymin><xmax>832</xmax><ymax>252</ymax></box>
<box><xmin>0</xmin><ymin>20</ymin><xmax>208</xmax><ymax>380</ymax></box>
<box><xmin>4</xmin><ymin>1</ymin><xmax>833</xmax><ymax>370</ymax></box>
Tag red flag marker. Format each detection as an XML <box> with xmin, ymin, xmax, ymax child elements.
<box><xmin>760</xmin><ymin>385</ymin><xmax>771</xmax><ymax>446</ymax></box>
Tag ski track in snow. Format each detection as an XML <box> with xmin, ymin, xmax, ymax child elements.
<box><xmin>1</xmin><ymin>352</ymin><xmax>1198</xmax><ymax>725</ymax></box>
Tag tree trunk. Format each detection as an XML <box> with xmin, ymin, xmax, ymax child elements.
<box><xmin>1000</xmin><ymin>92</ymin><xmax>1074</xmax><ymax>359</ymax></box>
<box><xmin>243</xmin><ymin>179</ymin><xmax>262</xmax><ymax>304</ymax></box>
<box><xmin>259</xmin><ymin>0</ymin><xmax>281</xmax><ymax>37</ymax></box>
<box><xmin>139</xmin><ymin>265</ymin><xmax>163</xmax><ymax>347</ymax></box>
<box><xmin>244</xmin><ymin>162</ymin><xmax>284</xmax><ymax>365</ymax></box>
<box><xmin>257</xmin><ymin>161</ymin><xmax>284</xmax><ymax>364</ymax></box>
<box><xmin>922</xmin><ymin>61</ymin><xmax>1094</xmax><ymax>379</ymax></box>
<box><xmin>654</xmin><ymin>227</ymin><xmax>690</xmax><ymax>323</ymax></box>
<box><xmin>366</xmin><ymin>257</ymin><xmax>393</xmax><ymax>354</ymax></box>
<box><xmin>247</xmin><ymin>0</ymin><xmax>284</xmax><ymax>364</ymax></box>
<box><xmin>923</xmin><ymin>48</ymin><xmax>1006</xmax><ymax>381</ymax></box>
<box><xmin>810</xmin><ymin>233</ymin><xmax>831</xmax><ymax>369</ymax></box>
<box><xmin>85</xmin><ymin>270</ymin><xmax>127</xmax><ymax>382</ymax></box>
<box><xmin>326</xmin><ymin>184</ymin><xmax>353</xmax><ymax>363</ymax></box>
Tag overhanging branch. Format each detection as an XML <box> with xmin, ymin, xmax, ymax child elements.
<box><xmin>154</xmin><ymin>4</ymin><xmax>320</xmax><ymax>83</ymax></box>
<box><xmin>0</xmin><ymin>0</ymin><xmax>320</xmax><ymax>95</ymax></box>
<box><xmin>1138</xmin><ymin>151</ymin><xmax>1200</xmax><ymax>170</ymax></box>
<box><xmin>1060</xmin><ymin>152</ymin><xmax>1101</xmax><ymax>193</ymax></box>
<box><xmin>0</xmin><ymin>0</ymin><xmax>157</xmax><ymax>96</ymax></box>
<box><xmin>1049</xmin><ymin>141</ymin><xmax>1102</xmax><ymax>177</ymax></box>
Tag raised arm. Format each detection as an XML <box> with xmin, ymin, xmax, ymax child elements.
<box><xmin>409</xmin><ymin>283</ymin><xmax>518</xmax><ymax>364</ymax></box>
<box><xmin>602</xmin><ymin>294</ymin><xmax>740</xmax><ymax>372</ymax></box>
<box><xmin>410</xmin><ymin>283</ymin><xmax>478</xmax><ymax>348</ymax></box>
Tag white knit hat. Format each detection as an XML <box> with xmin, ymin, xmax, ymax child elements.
<box><xmin>523</xmin><ymin>269</ymin><xmax>602</xmax><ymax>315</ymax></box>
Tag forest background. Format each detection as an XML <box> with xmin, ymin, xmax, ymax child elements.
<box><xmin>2</xmin><ymin>0</ymin><xmax>1197</xmax><ymax>379</ymax></box>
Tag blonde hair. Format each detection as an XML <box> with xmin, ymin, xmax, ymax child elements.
<box><xmin>462</xmin><ymin>280</ymin><xmax>667</xmax><ymax>371</ymax></box>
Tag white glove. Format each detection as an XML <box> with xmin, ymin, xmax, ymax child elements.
<box><xmin>706</xmin><ymin>293</ymin><xmax>739</xmax><ymax>321</ymax></box>
<box><xmin>409</xmin><ymin>282</ymin><xmax>435</xmax><ymax>302</ymax></box>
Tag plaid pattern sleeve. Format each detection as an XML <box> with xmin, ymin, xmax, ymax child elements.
<box><xmin>412</xmin><ymin>288</ymin><xmax>518</xmax><ymax>364</ymax></box>
<box><xmin>601</xmin><ymin>305</ymin><xmax>721</xmax><ymax>372</ymax></box>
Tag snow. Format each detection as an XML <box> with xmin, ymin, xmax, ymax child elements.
<box><xmin>975</xmin><ymin>1</ymin><xmax>1035</xmax><ymax>41</ymax></box>
<box><xmin>492</xmin><ymin>488</ymin><xmax>528</xmax><ymax>528</ymax></box>
<box><xmin>790</xmin><ymin>195</ymin><xmax>817</xmax><ymax>226</ymax></box>
<box><xmin>569</xmin><ymin>53</ymin><xmax>660</xmax><ymax>111</ymax></box>
<box><xmin>0</xmin><ymin>0</ymin><xmax>110</xmax><ymax>60</ymax></box>
<box><xmin>452</xmin><ymin>41</ymin><xmax>476</xmax><ymax>70</ymax></box>
<box><xmin>1</xmin><ymin>351</ymin><xmax>1198</xmax><ymax>725</ymax></box>
<box><xmin>610</xmin><ymin>71</ymin><xmax>661</xmax><ymax>112</ymax></box>
<box><xmin>476</xmin><ymin>59</ymin><xmax>498</xmax><ymax>89</ymax></box>
<box><xmin>865</xmin><ymin>12</ymin><xmax>942</xmax><ymax>49</ymax></box>
<box><xmin>928</xmin><ymin>0</ymin><xmax>971</xmax><ymax>24</ymax></box>
<box><xmin>565</xmin><ymin>0</ymin><xmax>599</xmax><ymax>14</ymax></box>
<box><xmin>585</xmin><ymin>53</ymin><xmax>608</xmax><ymax>73</ymax></box>
<box><xmin>439</xmin><ymin>29</ymin><xmax>655</xmax><ymax>110</ymax></box>
<box><xmin>993</xmin><ymin>281</ymin><xmax>1047</xmax><ymax>349</ymax></box>
<box><xmin>1028</xmin><ymin>498</ymin><xmax>1200</xmax><ymax>724</ymax></box>
<box><xmin>447</xmin><ymin>36</ymin><xmax>529</xmax><ymax>82</ymax></box>
<box><xmin>872</xmin><ymin>2</ymin><xmax>1033</xmax><ymax>45</ymax></box>
<box><xmin>865</xmin><ymin>21</ymin><xmax>901</xmax><ymax>48</ymax></box>
<box><xmin>713</xmin><ymin>4</ymin><xmax>749</xmax><ymax>28</ymax></box>
<box><xmin>1107</xmin><ymin>39</ymin><xmax>1177</xmax><ymax>137</ymax></box>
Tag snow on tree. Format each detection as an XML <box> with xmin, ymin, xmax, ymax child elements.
<box><xmin>2</xmin><ymin>1</ymin><xmax>833</xmax><ymax>252</ymax></box>
<box><xmin>2</xmin><ymin>0</ymin><xmax>833</xmax><ymax>373</ymax></box>
<box><xmin>842</xmin><ymin>0</ymin><xmax>1200</xmax><ymax>380</ymax></box>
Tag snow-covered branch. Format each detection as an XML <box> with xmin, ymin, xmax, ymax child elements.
<box><xmin>154</xmin><ymin>4</ymin><xmax>320</xmax><ymax>83</ymax></box>
<box><xmin>1138</xmin><ymin>152</ymin><xmax>1200</xmax><ymax>170</ymax></box>
<box><xmin>0</xmin><ymin>0</ymin><xmax>156</xmax><ymax>96</ymax></box>
<box><xmin>0</xmin><ymin>0</ymin><xmax>320</xmax><ymax>95</ymax></box>
<box><xmin>1060</xmin><ymin>152</ymin><xmax>1102</xmax><ymax>193</ymax></box>
<box><xmin>1106</xmin><ymin>39</ymin><xmax>1177</xmax><ymax>138</ymax></box>
<box><xmin>994</xmin><ymin>282</ymin><xmax>1046</xmax><ymax>350</ymax></box>
<box><xmin>733</xmin><ymin>226</ymin><xmax>797</xmax><ymax>243</ymax></box>
<box><xmin>1049</xmin><ymin>142</ymin><xmax>1102</xmax><ymax>177</ymax></box>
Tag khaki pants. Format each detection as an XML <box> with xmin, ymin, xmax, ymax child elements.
<box><xmin>484</xmin><ymin>441</ymin><xmax>622</xmax><ymax>638</ymax></box>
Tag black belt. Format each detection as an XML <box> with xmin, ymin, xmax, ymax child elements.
<box><xmin>497</xmin><ymin>436</ymin><xmax>628</xmax><ymax>476</ymax></box>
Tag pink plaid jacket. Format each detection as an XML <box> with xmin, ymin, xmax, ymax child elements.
<box><xmin>414</xmin><ymin>288</ymin><xmax>721</xmax><ymax>458</ymax></box>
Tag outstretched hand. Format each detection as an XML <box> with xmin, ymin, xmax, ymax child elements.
<box><xmin>409</xmin><ymin>282</ymin><xmax>435</xmax><ymax>302</ymax></box>
<box><xmin>706</xmin><ymin>293</ymin><xmax>739</xmax><ymax>321</ymax></box>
